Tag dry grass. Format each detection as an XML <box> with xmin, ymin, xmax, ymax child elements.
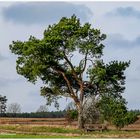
<box><xmin>1</xmin><ymin>117</ymin><xmax>140</xmax><ymax>138</ymax></box>
<box><xmin>0</xmin><ymin>117</ymin><xmax>71</xmax><ymax>126</ymax></box>
<box><xmin>1</xmin><ymin>125</ymin><xmax>140</xmax><ymax>138</ymax></box>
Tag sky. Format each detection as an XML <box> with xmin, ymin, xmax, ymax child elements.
<box><xmin>0</xmin><ymin>1</ymin><xmax>140</xmax><ymax>112</ymax></box>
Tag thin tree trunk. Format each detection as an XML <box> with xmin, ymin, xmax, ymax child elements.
<box><xmin>77</xmin><ymin>105</ymin><xmax>84</xmax><ymax>129</ymax></box>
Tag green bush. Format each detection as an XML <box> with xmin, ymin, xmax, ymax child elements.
<box><xmin>112</xmin><ymin>111</ymin><xmax>138</xmax><ymax>130</ymax></box>
<box><xmin>65</xmin><ymin>110</ymin><xmax>78</xmax><ymax>123</ymax></box>
<box><xmin>124</xmin><ymin>112</ymin><xmax>138</xmax><ymax>126</ymax></box>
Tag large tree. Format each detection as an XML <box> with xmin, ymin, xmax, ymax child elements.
<box><xmin>9</xmin><ymin>15</ymin><xmax>130</xmax><ymax>129</ymax></box>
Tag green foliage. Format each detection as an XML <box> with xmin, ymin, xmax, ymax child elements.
<box><xmin>9</xmin><ymin>15</ymin><xmax>130</xmax><ymax>129</ymax></box>
<box><xmin>65</xmin><ymin>102</ymin><xmax>78</xmax><ymax>123</ymax></box>
<box><xmin>111</xmin><ymin>111</ymin><xmax>138</xmax><ymax>130</ymax></box>
<box><xmin>9</xmin><ymin>14</ymin><xmax>129</xmax><ymax>101</ymax></box>
<box><xmin>129</xmin><ymin>110</ymin><xmax>140</xmax><ymax>116</ymax></box>
<box><xmin>98</xmin><ymin>93</ymin><xmax>138</xmax><ymax>129</ymax></box>
<box><xmin>124</xmin><ymin>111</ymin><xmax>138</xmax><ymax>126</ymax></box>
<box><xmin>98</xmin><ymin>93</ymin><xmax>127</xmax><ymax>122</ymax></box>
<box><xmin>65</xmin><ymin>109</ymin><xmax>78</xmax><ymax>123</ymax></box>
<box><xmin>87</xmin><ymin>60</ymin><xmax>130</xmax><ymax>96</ymax></box>
<box><xmin>9</xmin><ymin>15</ymin><xmax>107</xmax><ymax>107</ymax></box>
<box><xmin>112</xmin><ymin>113</ymin><xmax>127</xmax><ymax>130</ymax></box>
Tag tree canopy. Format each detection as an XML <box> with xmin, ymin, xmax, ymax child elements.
<box><xmin>9</xmin><ymin>15</ymin><xmax>130</xmax><ymax>129</ymax></box>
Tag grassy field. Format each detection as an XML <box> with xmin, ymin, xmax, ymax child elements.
<box><xmin>0</xmin><ymin>134</ymin><xmax>80</xmax><ymax>138</ymax></box>
<box><xmin>1</xmin><ymin>125</ymin><xmax>140</xmax><ymax>138</ymax></box>
<box><xmin>1</xmin><ymin>117</ymin><xmax>140</xmax><ymax>138</ymax></box>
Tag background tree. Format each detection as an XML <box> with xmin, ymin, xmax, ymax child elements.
<box><xmin>65</xmin><ymin>101</ymin><xmax>78</xmax><ymax>123</ymax></box>
<box><xmin>9</xmin><ymin>15</ymin><xmax>130</xmax><ymax>129</ymax></box>
<box><xmin>98</xmin><ymin>92</ymin><xmax>127</xmax><ymax>129</ymax></box>
<box><xmin>36</xmin><ymin>105</ymin><xmax>48</xmax><ymax>113</ymax></box>
<box><xmin>0</xmin><ymin>95</ymin><xmax>7</xmax><ymax>114</ymax></box>
<box><xmin>7</xmin><ymin>103</ymin><xmax>21</xmax><ymax>113</ymax></box>
<box><xmin>98</xmin><ymin>92</ymin><xmax>138</xmax><ymax>129</ymax></box>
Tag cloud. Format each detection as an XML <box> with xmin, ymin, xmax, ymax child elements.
<box><xmin>0</xmin><ymin>54</ymin><xmax>6</xmax><ymax>61</ymax></box>
<box><xmin>0</xmin><ymin>78</ymin><xmax>8</xmax><ymax>87</ymax></box>
<box><xmin>128</xmin><ymin>77</ymin><xmax>140</xmax><ymax>83</ymax></box>
<box><xmin>106</xmin><ymin>6</ymin><xmax>140</xmax><ymax>19</ymax></box>
<box><xmin>2</xmin><ymin>2</ymin><xmax>92</xmax><ymax>25</ymax></box>
<box><xmin>136</xmin><ymin>65</ymin><xmax>140</xmax><ymax>72</ymax></box>
<box><xmin>105</xmin><ymin>34</ymin><xmax>140</xmax><ymax>48</ymax></box>
<box><xmin>102</xmin><ymin>34</ymin><xmax>140</xmax><ymax>110</ymax></box>
<box><xmin>0</xmin><ymin>77</ymin><xmax>23</xmax><ymax>87</ymax></box>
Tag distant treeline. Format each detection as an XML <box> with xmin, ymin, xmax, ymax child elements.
<box><xmin>129</xmin><ymin>110</ymin><xmax>140</xmax><ymax>116</ymax></box>
<box><xmin>0</xmin><ymin>110</ymin><xmax>140</xmax><ymax>118</ymax></box>
<box><xmin>0</xmin><ymin>110</ymin><xmax>66</xmax><ymax>118</ymax></box>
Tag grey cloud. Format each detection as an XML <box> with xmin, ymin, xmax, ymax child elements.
<box><xmin>2</xmin><ymin>2</ymin><xmax>92</xmax><ymax>25</ymax></box>
<box><xmin>0</xmin><ymin>78</ymin><xmax>8</xmax><ymax>87</ymax></box>
<box><xmin>0</xmin><ymin>54</ymin><xmax>6</xmax><ymax>61</ymax></box>
<box><xmin>128</xmin><ymin>77</ymin><xmax>140</xmax><ymax>83</ymax></box>
<box><xmin>106</xmin><ymin>7</ymin><xmax>140</xmax><ymax>19</ymax></box>
<box><xmin>136</xmin><ymin>65</ymin><xmax>140</xmax><ymax>72</ymax></box>
<box><xmin>0</xmin><ymin>77</ymin><xmax>23</xmax><ymax>87</ymax></box>
<box><xmin>105</xmin><ymin>34</ymin><xmax>140</xmax><ymax>48</ymax></box>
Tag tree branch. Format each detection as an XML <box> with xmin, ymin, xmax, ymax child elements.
<box><xmin>79</xmin><ymin>51</ymin><xmax>88</xmax><ymax>79</ymax></box>
<box><xmin>53</xmin><ymin>66</ymin><xmax>80</xmax><ymax>104</ymax></box>
<box><xmin>63</xmin><ymin>52</ymin><xmax>82</xmax><ymax>85</ymax></box>
<box><xmin>81</xmin><ymin>52</ymin><xmax>88</xmax><ymax>72</ymax></box>
<box><xmin>60</xmin><ymin>71</ymin><xmax>80</xmax><ymax>104</ymax></box>
<box><xmin>63</xmin><ymin>53</ymin><xmax>85</xmax><ymax>105</ymax></box>
<box><xmin>87</xmin><ymin>58</ymin><xmax>94</xmax><ymax>66</ymax></box>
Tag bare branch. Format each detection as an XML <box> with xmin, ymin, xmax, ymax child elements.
<box><xmin>61</xmin><ymin>71</ymin><xmax>80</xmax><ymax>104</ymax></box>
<box><xmin>81</xmin><ymin>51</ymin><xmax>88</xmax><ymax>73</ymax></box>
<box><xmin>63</xmin><ymin>52</ymin><xmax>82</xmax><ymax>85</ymax></box>
<box><xmin>87</xmin><ymin>58</ymin><xmax>95</xmax><ymax>66</ymax></box>
<box><xmin>79</xmin><ymin>51</ymin><xmax>88</xmax><ymax>79</ymax></box>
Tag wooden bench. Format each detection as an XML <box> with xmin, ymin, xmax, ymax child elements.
<box><xmin>84</xmin><ymin>124</ymin><xmax>107</xmax><ymax>132</ymax></box>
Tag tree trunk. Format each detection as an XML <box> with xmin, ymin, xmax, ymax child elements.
<box><xmin>77</xmin><ymin>105</ymin><xmax>84</xmax><ymax>129</ymax></box>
